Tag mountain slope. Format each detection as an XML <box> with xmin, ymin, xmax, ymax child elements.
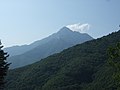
<box><xmin>8</xmin><ymin>27</ymin><xmax>93</xmax><ymax>68</ymax></box>
<box><xmin>4</xmin><ymin>44</ymin><xmax>38</xmax><ymax>57</ymax></box>
<box><xmin>5</xmin><ymin>30</ymin><xmax>120</xmax><ymax>90</ymax></box>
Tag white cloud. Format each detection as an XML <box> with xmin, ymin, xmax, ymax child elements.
<box><xmin>66</xmin><ymin>23</ymin><xmax>90</xmax><ymax>33</ymax></box>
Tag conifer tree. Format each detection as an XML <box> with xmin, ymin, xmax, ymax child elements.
<box><xmin>0</xmin><ymin>41</ymin><xmax>10</xmax><ymax>89</ymax></box>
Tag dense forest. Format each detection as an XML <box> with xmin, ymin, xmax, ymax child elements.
<box><xmin>5</xmin><ymin>30</ymin><xmax>120</xmax><ymax>90</ymax></box>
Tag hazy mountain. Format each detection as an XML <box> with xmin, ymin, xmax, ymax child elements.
<box><xmin>6</xmin><ymin>30</ymin><xmax>120</xmax><ymax>90</ymax></box>
<box><xmin>8</xmin><ymin>27</ymin><xmax>93</xmax><ymax>68</ymax></box>
<box><xmin>4</xmin><ymin>33</ymin><xmax>59</xmax><ymax>57</ymax></box>
<box><xmin>4</xmin><ymin>45</ymin><xmax>38</xmax><ymax>57</ymax></box>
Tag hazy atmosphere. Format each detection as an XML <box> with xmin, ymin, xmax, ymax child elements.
<box><xmin>0</xmin><ymin>0</ymin><xmax>120</xmax><ymax>47</ymax></box>
<box><xmin>0</xmin><ymin>0</ymin><xmax>120</xmax><ymax>90</ymax></box>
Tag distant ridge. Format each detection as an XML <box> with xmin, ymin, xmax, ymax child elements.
<box><xmin>8</xmin><ymin>26</ymin><xmax>93</xmax><ymax>68</ymax></box>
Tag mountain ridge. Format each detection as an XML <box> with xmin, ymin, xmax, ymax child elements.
<box><xmin>8</xmin><ymin>27</ymin><xmax>93</xmax><ymax>68</ymax></box>
<box><xmin>6</xmin><ymin>30</ymin><xmax>120</xmax><ymax>90</ymax></box>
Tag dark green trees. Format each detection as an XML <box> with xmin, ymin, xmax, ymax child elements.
<box><xmin>108</xmin><ymin>42</ymin><xmax>120</xmax><ymax>89</ymax></box>
<box><xmin>0</xmin><ymin>41</ymin><xmax>10</xmax><ymax>89</ymax></box>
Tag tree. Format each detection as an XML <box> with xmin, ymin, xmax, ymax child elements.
<box><xmin>0</xmin><ymin>41</ymin><xmax>10</xmax><ymax>89</ymax></box>
<box><xmin>108</xmin><ymin>42</ymin><xmax>120</xmax><ymax>90</ymax></box>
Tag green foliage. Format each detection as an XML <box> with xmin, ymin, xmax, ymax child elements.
<box><xmin>5</xmin><ymin>30</ymin><xmax>120</xmax><ymax>90</ymax></box>
<box><xmin>108</xmin><ymin>42</ymin><xmax>120</xmax><ymax>89</ymax></box>
<box><xmin>0</xmin><ymin>41</ymin><xmax>10</xmax><ymax>89</ymax></box>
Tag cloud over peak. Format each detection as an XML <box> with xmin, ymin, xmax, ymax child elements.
<box><xmin>66</xmin><ymin>23</ymin><xmax>90</xmax><ymax>33</ymax></box>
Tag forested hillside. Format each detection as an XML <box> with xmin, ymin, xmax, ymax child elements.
<box><xmin>5</xmin><ymin>30</ymin><xmax>120</xmax><ymax>90</ymax></box>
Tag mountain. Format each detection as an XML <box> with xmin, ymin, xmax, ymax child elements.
<box><xmin>4</xmin><ymin>44</ymin><xmax>38</xmax><ymax>57</ymax></box>
<box><xmin>8</xmin><ymin>27</ymin><xmax>93</xmax><ymax>68</ymax></box>
<box><xmin>5</xmin><ymin>30</ymin><xmax>120</xmax><ymax>90</ymax></box>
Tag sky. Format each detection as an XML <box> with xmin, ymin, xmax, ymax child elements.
<box><xmin>0</xmin><ymin>0</ymin><xmax>120</xmax><ymax>47</ymax></box>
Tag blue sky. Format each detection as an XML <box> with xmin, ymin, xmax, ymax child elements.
<box><xmin>0</xmin><ymin>0</ymin><xmax>120</xmax><ymax>47</ymax></box>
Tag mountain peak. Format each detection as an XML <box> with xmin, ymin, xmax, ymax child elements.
<box><xmin>61</xmin><ymin>26</ymin><xmax>70</xmax><ymax>30</ymax></box>
<box><xmin>8</xmin><ymin>25</ymin><xmax>93</xmax><ymax>69</ymax></box>
<box><xmin>57</xmin><ymin>26</ymin><xmax>73</xmax><ymax>34</ymax></box>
